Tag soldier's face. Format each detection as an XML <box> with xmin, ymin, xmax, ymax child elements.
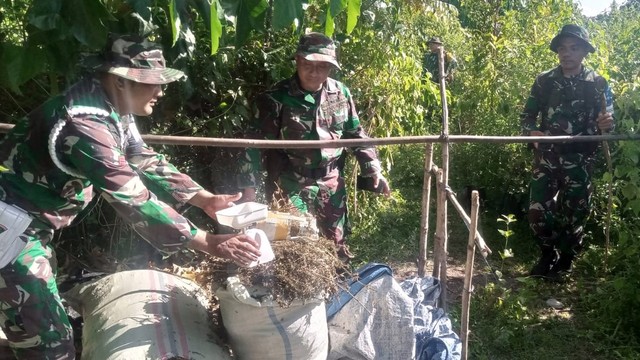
<box><xmin>556</xmin><ymin>37</ymin><xmax>588</xmax><ymax>76</ymax></box>
<box><xmin>121</xmin><ymin>80</ymin><xmax>164</xmax><ymax>116</ymax></box>
<box><xmin>429</xmin><ymin>43</ymin><xmax>441</xmax><ymax>53</ymax></box>
<box><xmin>296</xmin><ymin>56</ymin><xmax>332</xmax><ymax>92</ymax></box>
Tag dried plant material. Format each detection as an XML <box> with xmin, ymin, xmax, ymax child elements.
<box><xmin>165</xmin><ymin>235</ymin><xmax>352</xmax><ymax>347</ymax></box>
<box><xmin>268</xmin><ymin>185</ymin><xmax>298</xmax><ymax>213</ymax></box>
<box><xmin>204</xmin><ymin>236</ymin><xmax>350</xmax><ymax>307</ymax></box>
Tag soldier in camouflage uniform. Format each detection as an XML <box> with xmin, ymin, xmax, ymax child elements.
<box><xmin>0</xmin><ymin>34</ymin><xmax>261</xmax><ymax>359</ymax></box>
<box><xmin>521</xmin><ymin>24</ymin><xmax>614</xmax><ymax>279</ymax></box>
<box><xmin>422</xmin><ymin>37</ymin><xmax>458</xmax><ymax>83</ymax></box>
<box><xmin>238</xmin><ymin>32</ymin><xmax>391</xmax><ymax>260</ymax></box>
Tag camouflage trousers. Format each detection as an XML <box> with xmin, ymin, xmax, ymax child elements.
<box><xmin>528</xmin><ymin>150</ymin><xmax>594</xmax><ymax>255</ymax></box>
<box><xmin>279</xmin><ymin>168</ymin><xmax>349</xmax><ymax>245</ymax></box>
<box><xmin>0</xmin><ymin>228</ymin><xmax>74</xmax><ymax>359</ymax></box>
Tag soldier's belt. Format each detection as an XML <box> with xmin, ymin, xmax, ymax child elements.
<box><xmin>293</xmin><ymin>162</ymin><xmax>338</xmax><ymax>179</ymax></box>
<box><xmin>0</xmin><ymin>200</ymin><xmax>32</xmax><ymax>269</ymax></box>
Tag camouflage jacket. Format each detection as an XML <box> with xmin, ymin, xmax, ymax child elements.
<box><xmin>237</xmin><ymin>75</ymin><xmax>382</xmax><ymax>188</ymax></box>
<box><xmin>0</xmin><ymin>76</ymin><xmax>202</xmax><ymax>253</ymax></box>
<box><xmin>520</xmin><ymin>66</ymin><xmax>614</xmax><ymax>153</ymax></box>
<box><xmin>422</xmin><ymin>51</ymin><xmax>458</xmax><ymax>82</ymax></box>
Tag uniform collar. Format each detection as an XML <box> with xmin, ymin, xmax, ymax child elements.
<box><xmin>551</xmin><ymin>65</ymin><xmax>594</xmax><ymax>82</ymax></box>
<box><xmin>289</xmin><ymin>75</ymin><xmax>339</xmax><ymax>96</ymax></box>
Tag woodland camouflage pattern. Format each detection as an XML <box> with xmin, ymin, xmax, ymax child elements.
<box><xmin>238</xmin><ymin>76</ymin><xmax>382</xmax><ymax>245</ymax></box>
<box><xmin>295</xmin><ymin>32</ymin><xmax>341</xmax><ymax>69</ymax></box>
<box><xmin>103</xmin><ymin>35</ymin><xmax>185</xmax><ymax>84</ymax></box>
<box><xmin>0</xmin><ymin>229</ymin><xmax>73</xmax><ymax>359</ymax></box>
<box><xmin>0</xmin><ymin>76</ymin><xmax>202</xmax><ymax>357</ymax></box>
<box><xmin>521</xmin><ymin>65</ymin><xmax>614</xmax><ymax>254</ymax></box>
<box><xmin>422</xmin><ymin>50</ymin><xmax>458</xmax><ymax>82</ymax></box>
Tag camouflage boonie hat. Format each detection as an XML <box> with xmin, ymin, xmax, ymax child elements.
<box><xmin>294</xmin><ymin>32</ymin><xmax>340</xmax><ymax>70</ymax></box>
<box><xmin>550</xmin><ymin>24</ymin><xmax>596</xmax><ymax>53</ymax></box>
<box><xmin>427</xmin><ymin>37</ymin><xmax>443</xmax><ymax>45</ymax></box>
<box><xmin>103</xmin><ymin>34</ymin><xmax>185</xmax><ymax>84</ymax></box>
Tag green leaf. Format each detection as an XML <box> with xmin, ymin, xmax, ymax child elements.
<box><xmin>189</xmin><ymin>0</ymin><xmax>212</xmax><ymax>26</ymax></box>
<box><xmin>621</xmin><ymin>183</ymin><xmax>638</xmax><ymax>200</ymax></box>
<box><xmin>210</xmin><ymin>1</ymin><xmax>222</xmax><ymax>54</ymax></box>
<box><xmin>324</xmin><ymin>10</ymin><xmax>335</xmax><ymax>37</ymax></box>
<box><xmin>325</xmin><ymin>0</ymin><xmax>347</xmax><ymax>37</ymax></box>
<box><xmin>126</xmin><ymin>0</ymin><xmax>153</xmax><ymax>20</ymax></box>
<box><xmin>27</xmin><ymin>0</ymin><xmax>63</xmax><ymax>30</ymax></box>
<box><xmin>0</xmin><ymin>43</ymin><xmax>46</xmax><ymax>93</ymax></box>
<box><xmin>272</xmin><ymin>0</ymin><xmax>305</xmax><ymax>30</ymax></box>
<box><xmin>628</xmin><ymin>199</ymin><xmax>640</xmax><ymax>216</ymax></box>
<box><xmin>169</xmin><ymin>0</ymin><xmax>181</xmax><ymax>46</ymax></box>
<box><xmin>330</xmin><ymin>0</ymin><xmax>348</xmax><ymax>18</ymax></box>
<box><xmin>66</xmin><ymin>0</ymin><xmax>112</xmax><ymax>47</ymax></box>
<box><xmin>221</xmin><ymin>0</ymin><xmax>268</xmax><ymax>47</ymax></box>
<box><xmin>346</xmin><ymin>0</ymin><xmax>361</xmax><ymax>34</ymax></box>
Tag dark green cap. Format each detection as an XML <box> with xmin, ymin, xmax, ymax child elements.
<box><xmin>427</xmin><ymin>37</ymin><xmax>443</xmax><ymax>45</ymax></box>
<box><xmin>550</xmin><ymin>24</ymin><xmax>596</xmax><ymax>53</ymax></box>
<box><xmin>294</xmin><ymin>32</ymin><xmax>340</xmax><ymax>70</ymax></box>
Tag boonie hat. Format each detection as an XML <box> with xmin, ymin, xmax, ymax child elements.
<box><xmin>427</xmin><ymin>37</ymin><xmax>443</xmax><ymax>45</ymax></box>
<box><xmin>550</xmin><ymin>24</ymin><xmax>596</xmax><ymax>53</ymax></box>
<box><xmin>294</xmin><ymin>32</ymin><xmax>341</xmax><ymax>70</ymax></box>
<box><xmin>102</xmin><ymin>34</ymin><xmax>185</xmax><ymax>84</ymax></box>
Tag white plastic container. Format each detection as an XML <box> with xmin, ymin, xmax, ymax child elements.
<box><xmin>243</xmin><ymin>228</ymin><xmax>275</xmax><ymax>267</ymax></box>
<box><xmin>215</xmin><ymin>202</ymin><xmax>268</xmax><ymax>229</ymax></box>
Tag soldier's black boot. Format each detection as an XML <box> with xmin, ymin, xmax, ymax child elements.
<box><xmin>529</xmin><ymin>246</ymin><xmax>558</xmax><ymax>277</ymax></box>
<box><xmin>547</xmin><ymin>252</ymin><xmax>575</xmax><ymax>281</ymax></box>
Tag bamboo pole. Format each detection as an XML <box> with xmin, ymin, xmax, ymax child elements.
<box><xmin>433</xmin><ymin>168</ymin><xmax>446</xmax><ymax>281</ymax></box>
<box><xmin>437</xmin><ymin>45</ymin><xmax>450</xmax><ymax>311</ymax></box>
<box><xmin>445</xmin><ymin>188</ymin><xmax>492</xmax><ymax>258</ymax></box>
<box><xmin>418</xmin><ymin>143</ymin><xmax>435</xmax><ymax>277</ymax></box>
<box><xmin>461</xmin><ymin>190</ymin><xmax>480</xmax><ymax>360</ymax></box>
<box><xmin>0</xmin><ymin>123</ymin><xmax>635</xmax><ymax>148</ymax></box>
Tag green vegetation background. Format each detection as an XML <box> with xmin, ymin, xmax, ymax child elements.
<box><xmin>1</xmin><ymin>0</ymin><xmax>639</xmax><ymax>358</ymax></box>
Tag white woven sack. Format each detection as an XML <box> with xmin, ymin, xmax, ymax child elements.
<box><xmin>64</xmin><ymin>269</ymin><xmax>232</xmax><ymax>360</ymax></box>
<box><xmin>327</xmin><ymin>274</ymin><xmax>416</xmax><ymax>360</ymax></box>
<box><xmin>216</xmin><ymin>280</ymin><xmax>328</xmax><ymax>360</ymax></box>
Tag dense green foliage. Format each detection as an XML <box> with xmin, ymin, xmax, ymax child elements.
<box><xmin>1</xmin><ymin>0</ymin><xmax>639</xmax><ymax>358</ymax></box>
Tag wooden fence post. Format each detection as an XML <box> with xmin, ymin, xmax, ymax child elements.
<box><xmin>418</xmin><ymin>143</ymin><xmax>434</xmax><ymax>277</ymax></box>
<box><xmin>437</xmin><ymin>46</ymin><xmax>450</xmax><ymax>310</ymax></box>
<box><xmin>433</xmin><ymin>169</ymin><xmax>448</xmax><ymax>310</ymax></box>
<box><xmin>461</xmin><ymin>190</ymin><xmax>480</xmax><ymax>360</ymax></box>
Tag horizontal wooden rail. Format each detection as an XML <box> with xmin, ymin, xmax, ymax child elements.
<box><xmin>0</xmin><ymin>123</ymin><xmax>637</xmax><ymax>149</ymax></box>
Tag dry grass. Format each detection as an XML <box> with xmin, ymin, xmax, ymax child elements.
<box><xmin>197</xmin><ymin>236</ymin><xmax>349</xmax><ymax>307</ymax></box>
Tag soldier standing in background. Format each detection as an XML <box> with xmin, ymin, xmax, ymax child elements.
<box><xmin>422</xmin><ymin>36</ymin><xmax>458</xmax><ymax>83</ymax></box>
<box><xmin>521</xmin><ymin>24</ymin><xmax>614</xmax><ymax>280</ymax></box>
<box><xmin>238</xmin><ymin>32</ymin><xmax>390</xmax><ymax>261</ymax></box>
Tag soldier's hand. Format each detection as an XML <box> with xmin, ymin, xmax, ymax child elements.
<box><xmin>529</xmin><ymin>130</ymin><xmax>545</xmax><ymax>149</ymax></box>
<box><xmin>373</xmin><ymin>174</ymin><xmax>391</xmax><ymax>197</ymax></box>
<box><xmin>597</xmin><ymin>112</ymin><xmax>614</xmax><ymax>133</ymax></box>
<box><xmin>188</xmin><ymin>231</ymin><xmax>260</xmax><ymax>265</ymax></box>
<box><xmin>191</xmin><ymin>190</ymin><xmax>242</xmax><ymax>221</ymax></box>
